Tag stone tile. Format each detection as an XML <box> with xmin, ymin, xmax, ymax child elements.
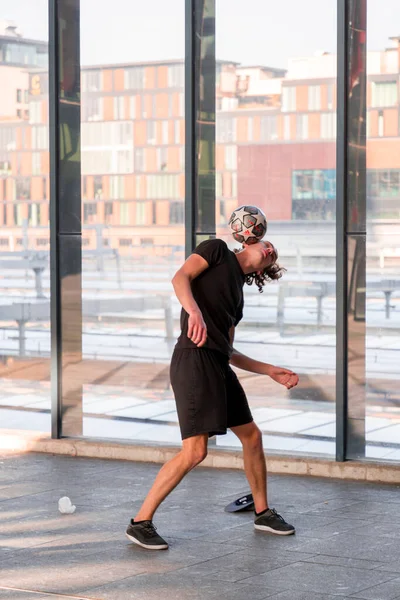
<box><xmin>283</xmin><ymin>532</ymin><xmax>400</xmax><ymax>563</ymax></box>
<box><xmin>252</xmin><ymin>407</ymin><xmax>303</xmax><ymax>422</ymax></box>
<box><xmin>132</xmin><ymin>424</ymin><xmax>182</xmax><ymax>443</ymax></box>
<box><xmin>260</xmin><ymin>413</ymin><xmax>335</xmax><ymax>435</ymax></box>
<box><xmin>82</xmin><ymin>417</ymin><xmax>151</xmax><ymax>439</ymax></box>
<box><xmin>351</xmin><ymin>579</ymin><xmax>400</xmax><ymax>599</ymax></box>
<box><xmin>0</xmin><ymin>590</ymin><xmax>90</xmax><ymax>600</ymax></box>
<box><xmin>85</xmin><ymin>572</ymin><xmax>282</xmax><ymax>600</ymax></box>
<box><xmin>0</xmin><ymin>591</ymin><xmax>52</xmax><ymax>600</ymax></box>
<box><xmin>85</xmin><ymin>397</ymin><xmax>146</xmax><ymax>415</ymax></box>
<box><xmin>108</xmin><ymin>400</ymin><xmax>176</xmax><ymax>419</ymax></box>
<box><xmin>244</xmin><ymin>562</ymin><xmax>396</xmax><ymax>596</ymax></box>
<box><xmin>267</xmin><ymin>593</ymin><xmax>347</xmax><ymax>600</ymax></box>
<box><xmin>0</xmin><ymin>394</ymin><xmax>47</xmax><ymax>408</ymax></box>
<box><xmin>0</xmin><ymin>548</ymin><xmax>147</xmax><ymax>595</ymax></box>
<box><xmin>303</xmin><ymin>554</ymin><xmax>386</xmax><ymax>571</ymax></box>
<box><xmin>368</xmin><ymin>424</ymin><xmax>400</xmax><ymax>444</ymax></box>
<box><xmin>172</xmin><ymin>548</ymin><xmax>316</xmax><ymax>582</ymax></box>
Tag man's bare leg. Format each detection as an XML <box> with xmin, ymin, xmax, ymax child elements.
<box><xmin>231</xmin><ymin>422</ymin><xmax>268</xmax><ymax>514</ymax></box>
<box><xmin>134</xmin><ymin>433</ymin><xmax>208</xmax><ymax>522</ymax></box>
<box><xmin>231</xmin><ymin>421</ymin><xmax>295</xmax><ymax>535</ymax></box>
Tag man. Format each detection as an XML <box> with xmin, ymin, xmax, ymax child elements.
<box><xmin>126</xmin><ymin>238</ymin><xmax>299</xmax><ymax>550</ymax></box>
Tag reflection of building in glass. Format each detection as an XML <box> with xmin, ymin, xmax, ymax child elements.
<box><xmin>1</xmin><ymin>28</ymin><xmax>400</xmax><ymax>251</ymax></box>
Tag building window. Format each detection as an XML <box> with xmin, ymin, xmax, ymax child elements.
<box><xmin>32</xmin><ymin>152</ymin><xmax>41</xmax><ymax>175</ymax></box>
<box><xmin>321</xmin><ymin>113</ymin><xmax>336</xmax><ymax>139</ymax></box>
<box><xmin>24</xmin><ymin>90</ymin><xmax>29</xmax><ymax>103</ymax></box>
<box><xmin>124</xmin><ymin>67</ymin><xmax>145</xmax><ymax>90</ymax></box>
<box><xmin>260</xmin><ymin>116</ymin><xmax>277</xmax><ymax>141</ymax></box>
<box><xmin>109</xmin><ymin>176</ymin><xmax>125</xmax><ymax>199</ymax></box>
<box><xmin>216</xmin><ymin>173</ymin><xmax>223</xmax><ymax>197</ymax></box>
<box><xmin>371</xmin><ymin>170</ymin><xmax>399</xmax><ymax>197</ymax></box>
<box><xmin>16</xmin><ymin>89</ymin><xmax>22</xmax><ymax>103</ymax></box>
<box><xmin>225</xmin><ymin>146</ymin><xmax>237</xmax><ymax>170</ymax></box>
<box><xmin>84</xmin><ymin>203</ymin><xmax>97</xmax><ymax>223</ymax></box>
<box><xmin>296</xmin><ymin>115</ymin><xmax>309</xmax><ymax>140</ymax></box>
<box><xmin>147</xmin><ymin>121</ymin><xmax>156</xmax><ymax>144</ymax></box>
<box><xmin>105</xmin><ymin>201</ymin><xmax>113</xmax><ymax>222</ymax></box>
<box><xmin>28</xmin><ymin>203</ymin><xmax>41</xmax><ymax>226</ymax></box>
<box><xmin>29</xmin><ymin>101</ymin><xmax>42</xmax><ymax>124</ymax></box>
<box><xmin>283</xmin><ymin>115</ymin><xmax>291</xmax><ymax>140</ymax></box>
<box><xmin>114</xmin><ymin>96</ymin><xmax>125</xmax><ymax>120</ymax></box>
<box><xmin>169</xmin><ymin>201</ymin><xmax>184</xmax><ymax>224</ymax></box>
<box><xmin>129</xmin><ymin>96</ymin><xmax>136</xmax><ymax>119</ymax></box>
<box><xmin>156</xmin><ymin>147</ymin><xmax>168</xmax><ymax>171</ymax></box>
<box><xmin>16</xmin><ymin>109</ymin><xmax>22</xmax><ymax>119</ymax></box>
<box><xmin>371</xmin><ymin>81</ymin><xmax>397</xmax><ymax>107</ymax></box>
<box><xmin>217</xmin><ymin>117</ymin><xmax>236</xmax><ymax>142</ymax></box>
<box><xmin>378</xmin><ymin>110</ymin><xmax>384</xmax><ymax>137</ymax></box>
<box><xmin>292</xmin><ymin>169</ymin><xmax>336</xmax><ymax>220</ymax></box>
<box><xmin>282</xmin><ymin>86</ymin><xmax>296</xmax><ymax>112</ymax></box>
<box><xmin>135</xmin><ymin>148</ymin><xmax>145</xmax><ymax>172</ymax></box>
<box><xmin>120</xmin><ymin>203</ymin><xmax>130</xmax><ymax>225</ymax></box>
<box><xmin>327</xmin><ymin>84</ymin><xmax>334</xmax><ymax>110</ymax></box>
<box><xmin>32</xmin><ymin>126</ymin><xmax>48</xmax><ymax>150</ymax></box>
<box><xmin>82</xmin><ymin>97</ymin><xmax>104</xmax><ymax>121</ymax></box>
<box><xmin>94</xmin><ymin>176</ymin><xmax>103</xmax><ymax>199</ymax></box>
<box><xmin>232</xmin><ymin>172</ymin><xmax>238</xmax><ymax>198</ymax></box>
<box><xmin>82</xmin><ymin>70</ymin><xmax>103</xmax><ymax>92</ymax></box>
<box><xmin>308</xmin><ymin>85</ymin><xmax>321</xmax><ymax>110</ymax></box>
<box><xmin>168</xmin><ymin>65</ymin><xmax>184</xmax><ymax>88</ymax></box>
<box><xmin>174</xmin><ymin>120</ymin><xmax>181</xmax><ymax>144</ymax></box>
<box><xmin>14</xmin><ymin>205</ymin><xmax>24</xmax><ymax>226</ymax></box>
<box><xmin>161</xmin><ymin>121</ymin><xmax>169</xmax><ymax>144</ymax></box>
<box><xmin>119</xmin><ymin>238</ymin><xmax>132</xmax><ymax>247</ymax></box>
<box><xmin>43</xmin><ymin>177</ymin><xmax>47</xmax><ymax>200</ymax></box>
<box><xmin>16</xmin><ymin>177</ymin><xmax>30</xmax><ymax>200</ymax></box>
<box><xmin>136</xmin><ymin>202</ymin><xmax>146</xmax><ymax>225</ymax></box>
<box><xmin>179</xmin><ymin>93</ymin><xmax>184</xmax><ymax>117</ymax></box>
<box><xmin>146</xmin><ymin>175</ymin><xmax>180</xmax><ymax>199</ymax></box>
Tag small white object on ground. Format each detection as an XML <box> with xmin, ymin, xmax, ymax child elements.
<box><xmin>58</xmin><ymin>496</ymin><xmax>76</xmax><ymax>514</ymax></box>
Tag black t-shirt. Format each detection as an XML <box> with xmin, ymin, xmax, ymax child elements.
<box><xmin>175</xmin><ymin>239</ymin><xmax>245</xmax><ymax>357</ymax></box>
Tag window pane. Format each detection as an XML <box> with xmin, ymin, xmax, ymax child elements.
<box><xmin>366</xmin><ymin>6</ymin><xmax>400</xmax><ymax>461</ymax></box>
<box><xmin>80</xmin><ymin>0</ymin><xmax>184</xmax><ymax>443</ymax></box>
<box><xmin>0</xmin><ymin>3</ymin><xmax>50</xmax><ymax>433</ymax></box>
<box><xmin>216</xmin><ymin>0</ymin><xmax>337</xmax><ymax>457</ymax></box>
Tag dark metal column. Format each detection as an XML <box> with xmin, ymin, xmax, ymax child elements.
<box><xmin>336</xmin><ymin>0</ymin><xmax>367</xmax><ymax>461</ymax></box>
<box><xmin>49</xmin><ymin>0</ymin><xmax>82</xmax><ymax>438</ymax></box>
<box><xmin>185</xmin><ymin>0</ymin><xmax>216</xmax><ymax>257</ymax></box>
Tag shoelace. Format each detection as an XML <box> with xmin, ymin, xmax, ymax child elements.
<box><xmin>270</xmin><ymin>508</ymin><xmax>285</xmax><ymax>522</ymax></box>
<box><xmin>142</xmin><ymin>521</ymin><xmax>159</xmax><ymax>537</ymax></box>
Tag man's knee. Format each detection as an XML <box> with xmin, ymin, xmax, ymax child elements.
<box><xmin>242</xmin><ymin>424</ymin><xmax>263</xmax><ymax>451</ymax></box>
<box><xmin>182</xmin><ymin>437</ymin><xmax>208</xmax><ymax>469</ymax></box>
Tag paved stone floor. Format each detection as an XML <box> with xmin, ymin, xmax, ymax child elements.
<box><xmin>1</xmin><ymin>453</ymin><xmax>400</xmax><ymax>600</ymax></box>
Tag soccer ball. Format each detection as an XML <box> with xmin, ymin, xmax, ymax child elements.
<box><xmin>228</xmin><ymin>205</ymin><xmax>267</xmax><ymax>245</ymax></box>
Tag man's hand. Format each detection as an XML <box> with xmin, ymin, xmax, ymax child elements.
<box><xmin>268</xmin><ymin>366</ymin><xmax>299</xmax><ymax>390</ymax></box>
<box><xmin>187</xmin><ymin>310</ymin><xmax>207</xmax><ymax>347</ymax></box>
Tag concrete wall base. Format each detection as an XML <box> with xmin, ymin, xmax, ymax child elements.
<box><xmin>1</xmin><ymin>429</ymin><xmax>399</xmax><ymax>484</ymax></box>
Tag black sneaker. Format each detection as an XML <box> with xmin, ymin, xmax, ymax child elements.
<box><xmin>254</xmin><ymin>508</ymin><xmax>295</xmax><ymax>536</ymax></box>
<box><xmin>125</xmin><ymin>519</ymin><xmax>169</xmax><ymax>550</ymax></box>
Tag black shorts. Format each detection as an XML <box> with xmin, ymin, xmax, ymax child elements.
<box><xmin>170</xmin><ymin>348</ymin><xmax>253</xmax><ymax>440</ymax></box>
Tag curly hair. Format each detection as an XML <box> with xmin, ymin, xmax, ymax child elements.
<box><xmin>245</xmin><ymin>263</ymin><xmax>286</xmax><ymax>293</ymax></box>
<box><xmin>234</xmin><ymin>249</ymin><xmax>286</xmax><ymax>293</ymax></box>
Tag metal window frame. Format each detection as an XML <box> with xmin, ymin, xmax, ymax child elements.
<box><xmin>49</xmin><ymin>0</ymin><xmax>62</xmax><ymax>438</ymax></box>
<box><xmin>336</xmin><ymin>0</ymin><xmax>367</xmax><ymax>461</ymax></box>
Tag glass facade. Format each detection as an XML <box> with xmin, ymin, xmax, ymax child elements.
<box><xmin>0</xmin><ymin>5</ymin><xmax>50</xmax><ymax>433</ymax></box>
<box><xmin>0</xmin><ymin>0</ymin><xmax>399</xmax><ymax>464</ymax></box>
